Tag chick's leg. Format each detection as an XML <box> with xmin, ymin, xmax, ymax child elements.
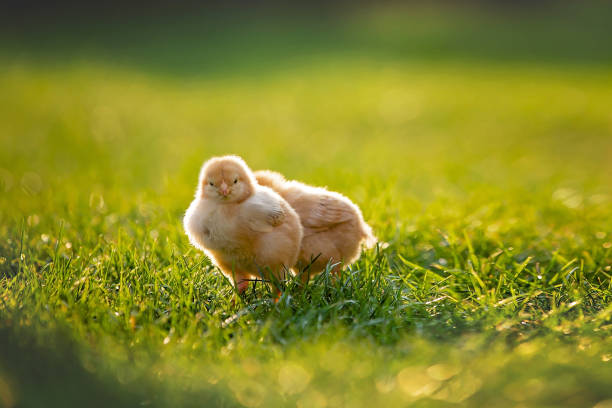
<box><xmin>236</xmin><ymin>278</ymin><xmax>250</xmax><ymax>293</ymax></box>
<box><xmin>229</xmin><ymin>276</ymin><xmax>251</xmax><ymax>307</ymax></box>
<box><xmin>271</xmin><ymin>285</ymin><xmax>282</xmax><ymax>304</ymax></box>
<box><xmin>217</xmin><ymin>261</ymin><xmax>251</xmax><ymax>295</ymax></box>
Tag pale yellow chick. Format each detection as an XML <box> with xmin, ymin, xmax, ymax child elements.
<box><xmin>184</xmin><ymin>156</ymin><xmax>303</xmax><ymax>294</ymax></box>
<box><xmin>254</xmin><ymin>170</ymin><xmax>376</xmax><ymax>281</ymax></box>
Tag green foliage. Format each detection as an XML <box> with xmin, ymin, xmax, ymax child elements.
<box><xmin>1</xmin><ymin>4</ymin><xmax>612</xmax><ymax>407</ymax></box>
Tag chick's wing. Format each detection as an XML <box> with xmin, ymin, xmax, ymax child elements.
<box><xmin>302</xmin><ymin>194</ymin><xmax>354</xmax><ymax>231</ymax></box>
<box><xmin>244</xmin><ymin>189</ymin><xmax>286</xmax><ymax>232</ymax></box>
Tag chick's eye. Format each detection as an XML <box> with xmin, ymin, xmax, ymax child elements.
<box><xmin>233</xmin><ymin>178</ymin><xmax>238</xmax><ymax>184</ymax></box>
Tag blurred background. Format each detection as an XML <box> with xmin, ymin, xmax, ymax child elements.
<box><xmin>2</xmin><ymin>0</ymin><xmax>611</xmax><ymax>204</ymax></box>
<box><xmin>2</xmin><ymin>0</ymin><xmax>612</xmax><ymax>188</ymax></box>
<box><xmin>1</xmin><ymin>1</ymin><xmax>612</xmax><ymax>407</ymax></box>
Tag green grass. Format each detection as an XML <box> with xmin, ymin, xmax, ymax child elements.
<box><xmin>1</xmin><ymin>3</ymin><xmax>612</xmax><ymax>408</ymax></box>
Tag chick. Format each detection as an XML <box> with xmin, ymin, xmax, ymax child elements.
<box><xmin>254</xmin><ymin>170</ymin><xmax>376</xmax><ymax>281</ymax></box>
<box><xmin>184</xmin><ymin>156</ymin><xmax>303</xmax><ymax>295</ymax></box>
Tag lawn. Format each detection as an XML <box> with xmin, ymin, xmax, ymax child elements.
<box><xmin>1</xmin><ymin>3</ymin><xmax>612</xmax><ymax>407</ymax></box>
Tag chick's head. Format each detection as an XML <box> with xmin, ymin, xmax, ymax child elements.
<box><xmin>198</xmin><ymin>155</ymin><xmax>255</xmax><ymax>203</ymax></box>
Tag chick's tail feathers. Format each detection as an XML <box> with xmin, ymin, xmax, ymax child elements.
<box><xmin>360</xmin><ymin>222</ymin><xmax>377</xmax><ymax>249</ymax></box>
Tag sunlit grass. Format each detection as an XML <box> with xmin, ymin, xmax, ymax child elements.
<box><xmin>1</xmin><ymin>5</ymin><xmax>612</xmax><ymax>407</ymax></box>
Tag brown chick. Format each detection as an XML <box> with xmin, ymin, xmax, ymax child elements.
<box><xmin>183</xmin><ymin>156</ymin><xmax>303</xmax><ymax>295</ymax></box>
<box><xmin>254</xmin><ymin>170</ymin><xmax>376</xmax><ymax>282</ymax></box>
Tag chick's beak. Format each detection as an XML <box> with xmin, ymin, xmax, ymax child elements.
<box><xmin>219</xmin><ymin>181</ymin><xmax>229</xmax><ymax>196</ymax></box>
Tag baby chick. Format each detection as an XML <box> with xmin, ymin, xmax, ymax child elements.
<box><xmin>254</xmin><ymin>170</ymin><xmax>376</xmax><ymax>281</ymax></box>
<box><xmin>183</xmin><ymin>156</ymin><xmax>303</xmax><ymax>295</ymax></box>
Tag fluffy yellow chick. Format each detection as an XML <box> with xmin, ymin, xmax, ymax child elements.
<box><xmin>254</xmin><ymin>170</ymin><xmax>376</xmax><ymax>281</ymax></box>
<box><xmin>183</xmin><ymin>156</ymin><xmax>303</xmax><ymax>294</ymax></box>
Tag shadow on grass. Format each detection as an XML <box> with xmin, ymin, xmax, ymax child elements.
<box><xmin>0</xmin><ymin>326</ymin><xmax>142</xmax><ymax>407</ymax></box>
<box><xmin>0</xmin><ymin>324</ymin><xmax>235</xmax><ymax>408</ymax></box>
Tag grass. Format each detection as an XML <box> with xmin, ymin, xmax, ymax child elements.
<box><xmin>1</xmin><ymin>3</ymin><xmax>612</xmax><ymax>407</ymax></box>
